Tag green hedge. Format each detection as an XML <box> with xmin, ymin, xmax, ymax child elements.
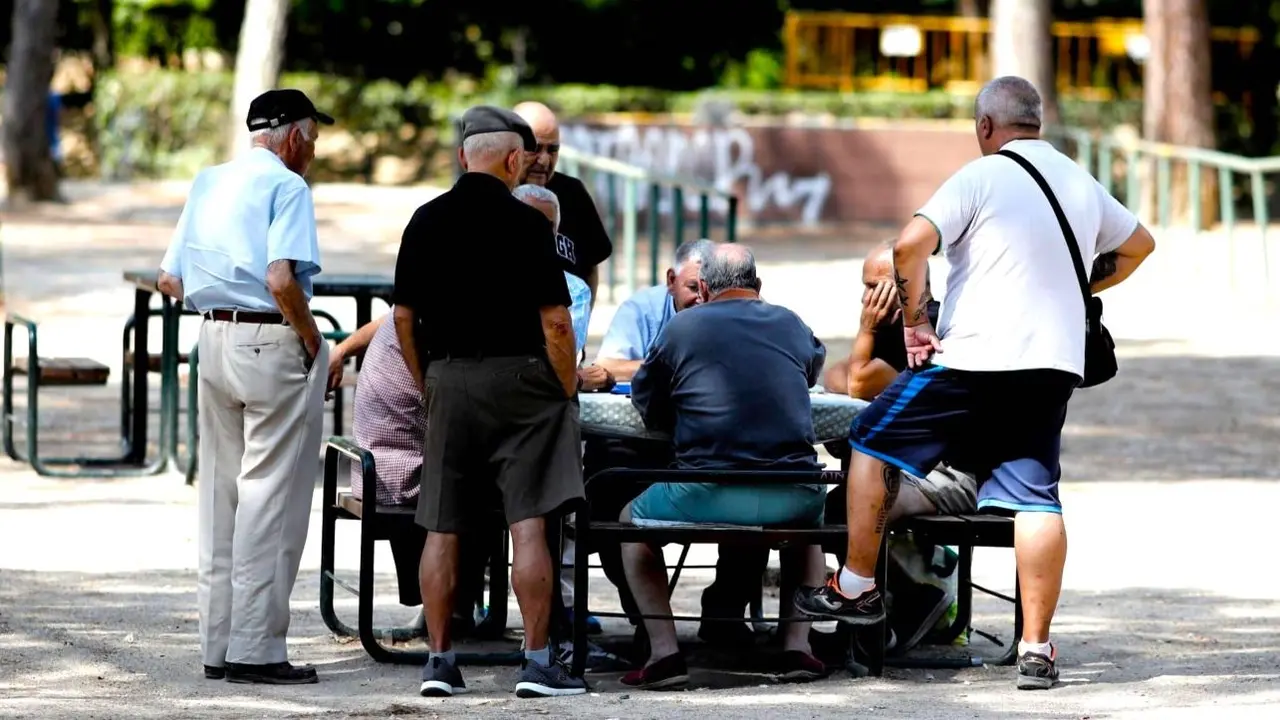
<box><xmin>91</xmin><ymin>70</ymin><xmax>1145</xmax><ymax>181</ymax></box>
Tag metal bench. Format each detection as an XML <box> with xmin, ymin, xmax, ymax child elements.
<box><xmin>318</xmin><ymin>436</ymin><xmax>517</xmax><ymax>665</ymax></box>
<box><xmin>1</xmin><ymin>314</ymin><xmax>135</xmax><ymax>477</ymax></box>
<box><xmin>568</xmin><ymin>467</ymin><xmax>1020</xmax><ymax>679</ymax></box>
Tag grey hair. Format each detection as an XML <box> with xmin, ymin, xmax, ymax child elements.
<box><xmin>462</xmin><ymin>131</ymin><xmax>523</xmax><ymax>164</ymax></box>
<box><xmin>699</xmin><ymin>244</ymin><xmax>760</xmax><ymax>296</ymax></box>
<box><xmin>249</xmin><ymin>118</ymin><xmax>315</xmax><ymax>150</ymax></box>
<box><xmin>975</xmin><ymin>76</ymin><xmax>1043</xmax><ymax>129</ymax></box>
<box><xmin>673</xmin><ymin>238</ymin><xmax>716</xmax><ymax>274</ymax></box>
<box><xmin>512</xmin><ymin>183</ymin><xmax>560</xmax><ymax>231</ymax></box>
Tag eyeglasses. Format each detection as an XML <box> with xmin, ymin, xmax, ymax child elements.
<box><xmin>531</xmin><ymin>143</ymin><xmax>560</xmax><ymax>154</ymax></box>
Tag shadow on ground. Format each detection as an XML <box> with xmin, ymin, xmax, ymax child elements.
<box><xmin>2</xmin><ymin>565</ymin><xmax>1278</xmax><ymax>719</ymax></box>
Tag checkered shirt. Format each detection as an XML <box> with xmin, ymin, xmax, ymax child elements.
<box><xmin>350</xmin><ymin>315</ymin><xmax>426</xmax><ymax>506</ymax></box>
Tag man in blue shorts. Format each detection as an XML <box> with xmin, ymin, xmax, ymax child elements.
<box><xmin>794</xmin><ymin>76</ymin><xmax>1155</xmax><ymax>690</ymax></box>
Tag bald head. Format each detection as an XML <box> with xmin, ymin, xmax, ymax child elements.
<box><xmin>974</xmin><ymin>75</ymin><xmax>1043</xmax><ymax>155</ymax></box>
<box><xmin>862</xmin><ymin>240</ymin><xmax>895</xmax><ymax>289</ymax></box>
<box><xmin>514</xmin><ymin>101</ymin><xmax>561</xmax><ymax>185</ymax></box>
<box><xmin>699</xmin><ymin>243</ymin><xmax>761</xmax><ymax>300</ymax></box>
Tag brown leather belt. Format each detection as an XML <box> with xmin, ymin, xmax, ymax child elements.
<box><xmin>203</xmin><ymin>309</ymin><xmax>287</xmax><ymax>325</ymax></box>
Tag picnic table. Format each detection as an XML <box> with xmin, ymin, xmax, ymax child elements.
<box><xmin>121</xmin><ymin>270</ymin><xmax>393</xmax><ymax>478</ymax></box>
<box><xmin>578</xmin><ymin>389</ymin><xmax>867</xmax><ymax>444</ymax></box>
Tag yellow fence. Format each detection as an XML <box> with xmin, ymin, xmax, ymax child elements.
<box><xmin>783</xmin><ymin>11</ymin><xmax>1259</xmax><ymax>100</ymax></box>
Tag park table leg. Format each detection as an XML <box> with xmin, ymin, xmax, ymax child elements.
<box><xmin>127</xmin><ymin>287</ymin><xmax>150</xmax><ymax>465</ymax></box>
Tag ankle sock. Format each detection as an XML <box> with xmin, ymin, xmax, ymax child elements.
<box><xmin>430</xmin><ymin>650</ymin><xmax>456</xmax><ymax>666</ymax></box>
<box><xmin>1018</xmin><ymin>640</ymin><xmax>1053</xmax><ymax>658</ymax></box>
<box><xmin>525</xmin><ymin>646</ymin><xmax>552</xmax><ymax>667</ymax></box>
<box><xmin>836</xmin><ymin>566</ymin><xmax>875</xmax><ymax>598</ymax></box>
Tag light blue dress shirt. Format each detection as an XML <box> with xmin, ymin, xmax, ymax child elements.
<box><xmin>161</xmin><ymin>148</ymin><xmax>322</xmax><ymax>312</ymax></box>
<box><xmin>594</xmin><ymin>284</ymin><xmax>675</xmax><ymax>362</ymax></box>
<box><xmin>566</xmin><ymin>271</ymin><xmax>592</xmax><ymax>358</ymax></box>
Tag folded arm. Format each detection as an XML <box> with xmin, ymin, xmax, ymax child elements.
<box><xmin>823</xmin><ymin>333</ymin><xmax>899</xmax><ymax>400</ymax></box>
<box><xmin>1090</xmin><ymin>223</ymin><xmax>1156</xmax><ymax>294</ymax></box>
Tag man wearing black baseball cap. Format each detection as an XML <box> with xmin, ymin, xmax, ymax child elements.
<box><xmin>155</xmin><ymin>86</ymin><xmax>336</xmax><ymax>686</ymax></box>
<box><xmin>244</xmin><ymin>88</ymin><xmax>334</xmax><ymax>176</ymax></box>
<box><xmin>392</xmin><ymin>105</ymin><xmax>588</xmax><ymax>698</ymax></box>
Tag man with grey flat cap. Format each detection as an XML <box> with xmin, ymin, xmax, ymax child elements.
<box><xmin>393</xmin><ymin>105</ymin><xmax>588</xmax><ymax>699</ymax></box>
<box><xmin>156</xmin><ymin>88</ymin><xmax>334</xmax><ymax>684</ymax></box>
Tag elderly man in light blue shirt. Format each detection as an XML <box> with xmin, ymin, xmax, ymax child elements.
<box><xmin>156</xmin><ymin>89</ymin><xmax>333</xmax><ymax>687</ymax></box>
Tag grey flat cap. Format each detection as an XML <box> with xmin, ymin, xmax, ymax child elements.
<box><xmin>458</xmin><ymin>105</ymin><xmax>537</xmax><ymax>152</ymax></box>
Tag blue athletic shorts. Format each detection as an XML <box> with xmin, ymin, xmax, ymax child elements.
<box><xmin>848</xmin><ymin>365</ymin><xmax>1078</xmax><ymax>514</ymax></box>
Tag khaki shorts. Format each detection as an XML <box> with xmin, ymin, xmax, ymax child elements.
<box><xmin>902</xmin><ymin>465</ymin><xmax>979</xmax><ymax>516</ymax></box>
<box><xmin>416</xmin><ymin>355</ymin><xmax>584</xmax><ymax>533</ymax></box>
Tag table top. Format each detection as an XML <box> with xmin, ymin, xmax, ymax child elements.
<box><xmin>122</xmin><ymin>270</ymin><xmax>393</xmax><ymax>298</ymax></box>
<box><xmin>578</xmin><ymin>390</ymin><xmax>867</xmax><ymax>444</ymax></box>
<box><xmin>313</xmin><ymin>274</ymin><xmax>394</xmax><ymax>297</ymax></box>
<box><xmin>123</xmin><ymin>269</ymin><xmax>160</xmax><ymax>292</ymax></box>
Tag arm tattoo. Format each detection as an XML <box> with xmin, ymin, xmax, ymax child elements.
<box><xmin>893</xmin><ymin>269</ymin><xmax>908</xmax><ymax>309</ymax></box>
<box><xmin>908</xmin><ymin>292</ymin><xmax>930</xmax><ymax>324</ymax></box>
<box><xmin>1090</xmin><ymin>252</ymin><xmax>1118</xmax><ymax>283</ymax></box>
<box><xmin>873</xmin><ymin>464</ymin><xmax>902</xmax><ymax>535</ymax></box>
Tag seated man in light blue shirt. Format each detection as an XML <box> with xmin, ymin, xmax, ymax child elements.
<box><xmin>155</xmin><ymin>88</ymin><xmax>332</xmax><ymax>686</ymax></box>
<box><xmin>594</xmin><ymin>239</ymin><xmax>713</xmax><ymax>381</ymax></box>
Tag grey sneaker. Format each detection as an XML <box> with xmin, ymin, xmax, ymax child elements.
<box><xmin>514</xmin><ymin>658</ymin><xmax>588</xmax><ymax>698</ymax></box>
<box><xmin>1016</xmin><ymin>646</ymin><xmax>1059</xmax><ymax>690</ymax></box>
<box><xmin>420</xmin><ymin>657</ymin><xmax>467</xmax><ymax>697</ymax></box>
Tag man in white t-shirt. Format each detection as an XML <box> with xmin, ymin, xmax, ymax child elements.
<box><xmin>795</xmin><ymin>76</ymin><xmax>1155</xmax><ymax>690</ymax></box>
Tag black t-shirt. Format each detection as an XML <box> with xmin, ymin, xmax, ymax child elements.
<box><xmin>392</xmin><ymin>172</ymin><xmax>571</xmax><ymax>358</ymax></box>
<box><xmin>870</xmin><ymin>300</ymin><xmax>941</xmax><ymax>371</ymax></box>
<box><xmin>546</xmin><ymin>172</ymin><xmax>613</xmax><ymax>280</ymax></box>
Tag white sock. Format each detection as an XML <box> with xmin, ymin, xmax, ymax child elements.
<box><xmin>837</xmin><ymin>566</ymin><xmax>875</xmax><ymax>597</ymax></box>
<box><xmin>1019</xmin><ymin>640</ymin><xmax>1053</xmax><ymax>658</ymax></box>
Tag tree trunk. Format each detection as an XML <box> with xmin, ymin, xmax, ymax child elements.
<box><xmin>89</xmin><ymin>0</ymin><xmax>115</xmax><ymax>72</ymax></box>
<box><xmin>2</xmin><ymin>0</ymin><xmax>61</xmax><ymax>204</ymax></box>
<box><xmin>1142</xmin><ymin>0</ymin><xmax>1217</xmax><ymax>228</ymax></box>
<box><xmin>226</xmin><ymin>0</ymin><xmax>291</xmax><ymax>159</ymax></box>
<box><xmin>958</xmin><ymin>0</ymin><xmax>988</xmax><ymax>18</ymax></box>
<box><xmin>990</xmin><ymin>0</ymin><xmax>1059</xmax><ymax>128</ymax></box>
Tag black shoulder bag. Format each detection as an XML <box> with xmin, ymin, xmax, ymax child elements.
<box><xmin>997</xmin><ymin>149</ymin><xmax>1117</xmax><ymax>388</ymax></box>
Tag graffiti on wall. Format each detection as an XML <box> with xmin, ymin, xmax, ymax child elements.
<box><xmin>561</xmin><ymin>123</ymin><xmax>832</xmax><ymax>225</ymax></box>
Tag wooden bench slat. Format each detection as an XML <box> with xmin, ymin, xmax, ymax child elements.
<box><xmin>10</xmin><ymin>357</ymin><xmax>111</xmax><ymax>386</ymax></box>
<box><xmin>125</xmin><ymin>351</ymin><xmax>191</xmax><ymax>373</ymax></box>
<box><xmin>335</xmin><ymin>492</ymin><xmax>416</xmax><ymax>519</ymax></box>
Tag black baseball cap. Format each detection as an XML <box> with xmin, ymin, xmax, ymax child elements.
<box><xmin>246</xmin><ymin>89</ymin><xmax>335</xmax><ymax>132</ymax></box>
<box><xmin>458</xmin><ymin>105</ymin><xmax>537</xmax><ymax>152</ymax></box>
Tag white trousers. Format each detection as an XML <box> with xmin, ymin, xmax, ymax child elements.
<box><xmin>196</xmin><ymin>319</ymin><xmax>327</xmax><ymax>666</ymax></box>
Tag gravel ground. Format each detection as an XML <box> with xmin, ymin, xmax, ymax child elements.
<box><xmin>2</xmin><ymin>182</ymin><xmax>1279</xmax><ymax>719</ymax></box>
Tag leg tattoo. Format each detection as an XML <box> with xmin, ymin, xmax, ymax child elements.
<box><xmin>874</xmin><ymin>464</ymin><xmax>902</xmax><ymax>535</ymax></box>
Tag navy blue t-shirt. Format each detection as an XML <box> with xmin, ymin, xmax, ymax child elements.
<box><xmin>631</xmin><ymin>297</ymin><xmax>826</xmax><ymax>471</ymax></box>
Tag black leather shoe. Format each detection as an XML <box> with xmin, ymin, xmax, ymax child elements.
<box><xmin>204</xmin><ymin>665</ymin><xmax>226</xmax><ymax>680</ymax></box>
<box><xmin>225</xmin><ymin>662</ymin><xmax>318</xmax><ymax>685</ymax></box>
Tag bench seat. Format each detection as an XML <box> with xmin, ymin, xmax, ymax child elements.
<box><xmin>334</xmin><ymin>491</ymin><xmax>414</xmax><ymax>520</ymax></box>
<box><xmin>125</xmin><ymin>350</ymin><xmax>191</xmax><ymax>373</ymax></box>
<box><xmin>9</xmin><ymin>356</ymin><xmax>110</xmax><ymax>386</ymax></box>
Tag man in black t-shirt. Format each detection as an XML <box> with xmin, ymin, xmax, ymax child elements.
<box><xmin>392</xmin><ymin>105</ymin><xmax>587</xmax><ymax>699</ymax></box>
<box><xmin>514</xmin><ymin>101</ymin><xmax>613</xmax><ymax>304</ymax></box>
<box><xmin>820</xmin><ymin>241</ymin><xmax>977</xmax><ymax>653</ymax></box>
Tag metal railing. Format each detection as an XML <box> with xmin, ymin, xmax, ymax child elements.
<box><xmin>558</xmin><ymin>146</ymin><xmax>738</xmax><ymax>303</ymax></box>
<box><xmin>1046</xmin><ymin>126</ymin><xmax>1280</xmax><ymax>284</ymax></box>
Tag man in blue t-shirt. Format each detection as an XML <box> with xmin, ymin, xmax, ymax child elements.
<box><xmin>619</xmin><ymin>243</ymin><xmax>830</xmax><ymax>688</ymax></box>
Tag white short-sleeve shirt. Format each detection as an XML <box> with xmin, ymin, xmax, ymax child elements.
<box><xmin>915</xmin><ymin>139</ymin><xmax>1138</xmax><ymax>377</ymax></box>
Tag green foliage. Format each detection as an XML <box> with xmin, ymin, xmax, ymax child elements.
<box><xmin>720</xmin><ymin>49</ymin><xmax>786</xmax><ymax>90</ymax></box>
<box><xmin>91</xmin><ymin>69</ymin><xmax>1144</xmax><ymax>181</ymax></box>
